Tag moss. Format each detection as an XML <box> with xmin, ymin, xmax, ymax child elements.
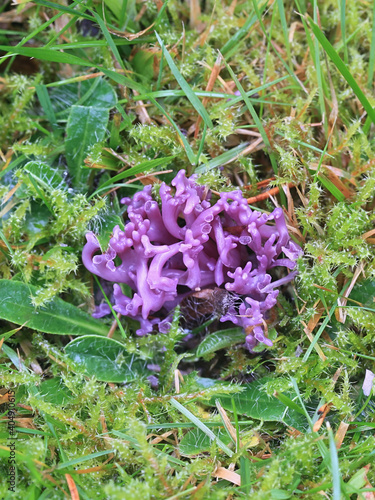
<box><xmin>1</xmin><ymin>0</ymin><xmax>375</xmax><ymax>497</ymax></box>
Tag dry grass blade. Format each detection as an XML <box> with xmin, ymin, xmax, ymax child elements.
<box><xmin>214</xmin><ymin>466</ymin><xmax>241</xmax><ymax>486</ymax></box>
<box><xmin>65</xmin><ymin>474</ymin><xmax>80</xmax><ymax>500</ymax></box>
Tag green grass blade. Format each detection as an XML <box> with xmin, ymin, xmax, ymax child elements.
<box><xmin>170</xmin><ymin>397</ymin><xmax>233</xmax><ymax>457</ymax></box>
<box><xmin>220</xmin><ymin>3</ymin><xmax>266</xmax><ymax>57</ymax></box>
<box><xmin>312</xmin><ymin>1</ymin><xmax>328</xmax><ymax>134</ymax></box>
<box><xmin>89</xmin><ymin>156</ymin><xmax>176</xmax><ymax>198</ymax></box>
<box><xmin>339</xmin><ymin>0</ymin><xmax>348</xmax><ymax>64</ymax></box>
<box><xmin>0</xmin><ymin>45</ymin><xmax>93</xmax><ymax>65</ymax></box>
<box><xmin>48</xmin><ymin>39</ymin><xmax>148</xmax><ymax>49</ymax></box>
<box><xmin>240</xmin><ymin>456</ymin><xmax>252</xmax><ymax>493</ymax></box>
<box><xmin>148</xmin><ymin>96</ymin><xmax>196</xmax><ymax>164</ymax></box>
<box><xmin>222</xmin><ymin>56</ymin><xmax>286</xmax><ymax>207</ymax></box>
<box><xmin>308</xmin><ymin>17</ymin><xmax>375</xmax><ymax>127</ymax></box>
<box><xmin>35</xmin><ymin>84</ymin><xmax>58</xmax><ymax>131</ymax></box>
<box><xmin>92</xmin><ymin>10</ymin><xmax>125</xmax><ymax>71</ymax></box>
<box><xmin>0</xmin><ymin>45</ymin><xmax>146</xmax><ymax>93</ymax></box>
<box><xmin>135</xmin><ymin>75</ymin><xmax>289</xmax><ymax>104</ymax></box>
<box><xmin>154</xmin><ymin>31</ymin><xmax>213</xmax><ymax>129</ymax></box>
<box><xmin>195</xmin><ymin>123</ymin><xmax>207</xmax><ymax>168</ymax></box>
<box><xmin>57</xmin><ymin>449</ymin><xmax>116</xmax><ymax>469</ymax></box>
<box><xmin>251</xmin><ymin>0</ymin><xmax>306</xmax><ymax>92</ymax></box>
<box><xmin>327</xmin><ymin>423</ymin><xmax>342</xmax><ymax>500</ymax></box>
<box><xmin>302</xmin><ymin>302</ymin><xmax>336</xmax><ymax>362</ymax></box>
<box><xmin>93</xmin><ymin>275</ymin><xmax>126</xmax><ymax>338</ymax></box>
<box><xmin>276</xmin><ymin>0</ymin><xmax>291</xmax><ymax>64</ymax></box>
<box><xmin>368</xmin><ymin>0</ymin><xmax>375</xmax><ymax>88</ymax></box>
<box><xmin>316</xmin><ymin>174</ymin><xmax>345</xmax><ymax>202</ymax></box>
<box><xmin>222</xmin><ymin>59</ymin><xmax>271</xmax><ymax>151</ymax></box>
<box><xmin>32</xmin><ymin>0</ymin><xmax>95</xmax><ymax>22</ymax></box>
<box><xmin>195</xmin><ymin>142</ymin><xmax>250</xmax><ymax>173</ymax></box>
<box><xmin>294</xmin><ymin>0</ymin><xmax>316</xmax><ymax>67</ymax></box>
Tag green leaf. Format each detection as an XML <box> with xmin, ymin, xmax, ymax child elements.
<box><xmin>0</xmin><ymin>279</ymin><xmax>108</xmax><ymax>336</ymax></box>
<box><xmin>92</xmin><ymin>11</ymin><xmax>125</xmax><ymax>71</ymax></box>
<box><xmin>211</xmin><ymin>377</ymin><xmax>305</xmax><ymax>429</ymax></box>
<box><xmin>368</xmin><ymin>0</ymin><xmax>375</xmax><ymax>88</ymax></box>
<box><xmin>240</xmin><ymin>456</ymin><xmax>252</xmax><ymax>494</ymax></box>
<box><xmin>349</xmin><ymin>279</ymin><xmax>375</xmax><ymax>308</ymax></box>
<box><xmin>179</xmin><ymin>426</ymin><xmax>232</xmax><ymax>455</ymax></box>
<box><xmin>37</xmin><ymin>378</ymin><xmax>73</xmax><ymax>405</ymax></box>
<box><xmin>96</xmin><ymin>212</ymin><xmax>124</xmax><ymax>250</ymax></box>
<box><xmin>36</xmin><ymin>84</ymin><xmax>58</xmax><ymax>130</ymax></box>
<box><xmin>65</xmin><ymin>335</ymin><xmax>150</xmax><ymax>383</ymax></box>
<box><xmin>307</xmin><ymin>17</ymin><xmax>375</xmax><ymax>127</ymax></box>
<box><xmin>50</xmin><ymin>78</ymin><xmax>117</xmax><ymax>115</ymax></box>
<box><xmin>221</xmin><ymin>3</ymin><xmax>266</xmax><ymax>57</ymax></box>
<box><xmin>0</xmin><ymin>44</ymin><xmax>94</xmax><ymax>66</ymax></box>
<box><xmin>132</xmin><ymin>50</ymin><xmax>155</xmax><ymax>80</ymax></box>
<box><xmin>24</xmin><ymin>203</ymin><xmax>50</xmax><ymax>236</ymax></box>
<box><xmin>154</xmin><ymin>32</ymin><xmax>213</xmax><ymax>129</ymax></box>
<box><xmin>56</xmin><ymin>448</ymin><xmax>116</xmax><ymax>470</ymax></box>
<box><xmin>270</xmin><ymin>490</ymin><xmax>292</xmax><ymax>499</ymax></box>
<box><xmin>32</xmin><ymin>0</ymin><xmax>95</xmax><ymax>22</ymax></box>
<box><xmin>317</xmin><ymin>174</ymin><xmax>346</xmax><ymax>202</ymax></box>
<box><xmin>65</xmin><ymin>105</ymin><xmax>109</xmax><ymax>188</ymax></box>
<box><xmin>196</xmin><ymin>328</ymin><xmax>245</xmax><ymax>358</ymax></box>
<box><xmin>147</xmin><ymin>96</ymin><xmax>196</xmax><ymax>165</ymax></box>
<box><xmin>0</xmin><ymin>45</ymin><xmax>145</xmax><ymax>93</ymax></box>
<box><xmin>91</xmin><ymin>155</ymin><xmax>176</xmax><ymax>197</ymax></box>
<box><xmin>170</xmin><ymin>397</ymin><xmax>233</xmax><ymax>457</ymax></box>
<box><xmin>24</xmin><ymin>161</ymin><xmax>65</xmax><ymax>190</ymax></box>
<box><xmin>195</xmin><ymin>142</ymin><xmax>250</xmax><ymax>173</ymax></box>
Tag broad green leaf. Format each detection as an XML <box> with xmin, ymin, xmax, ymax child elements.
<box><xmin>96</xmin><ymin>212</ymin><xmax>124</xmax><ymax>250</ymax></box>
<box><xmin>132</xmin><ymin>50</ymin><xmax>155</xmax><ymax>80</ymax></box>
<box><xmin>0</xmin><ymin>279</ymin><xmax>108</xmax><ymax>336</ymax></box>
<box><xmin>37</xmin><ymin>378</ymin><xmax>73</xmax><ymax>405</ymax></box>
<box><xmin>179</xmin><ymin>426</ymin><xmax>232</xmax><ymax>455</ymax></box>
<box><xmin>65</xmin><ymin>105</ymin><xmax>109</xmax><ymax>188</ymax></box>
<box><xmin>24</xmin><ymin>203</ymin><xmax>50</xmax><ymax>236</ymax></box>
<box><xmin>170</xmin><ymin>397</ymin><xmax>233</xmax><ymax>457</ymax></box>
<box><xmin>65</xmin><ymin>335</ymin><xmax>150</xmax><ymax>383</ymax></box>
<box><xmin>50</xmin><ymin>78</ymin><xmax>117</xmax><ymax>115</ymax></box>
<box><xmin>210</xmin><ymin>377</ymin><xmax>305</xmax><ymax>429</ymax></box>
<box><xmin>24</xmin><ymin>161</ymin><xmax>65</xmax><ymax>190</ymax></box>
<box><xmin>196</xmin><ymin>328</ymin><xmax>245</xmax><ymax>358</ymax></box>
<box><xmin>349</xmin><ymin>279</ymin><xmax>375</xmax><ymax>308</ymax></box>
<box><xmin>36</xmin><ymin>84</ymin><xmax>58</xmax><ymax>130</ymax></box>
<box><xmin>103</xmin><ymin>0</ymin><xmax>122</xmax><ymax>18</ymax></box>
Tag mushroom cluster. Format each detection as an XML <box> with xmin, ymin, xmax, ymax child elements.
<box><xmin>82</xmin><ymin>170</ymin><xmax>301</xmax><ymax>350</ymax></box>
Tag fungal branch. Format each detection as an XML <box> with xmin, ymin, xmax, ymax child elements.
<box><xmin>82</xmin><ymin>170</ymin><xmax>302</xmax><ymax>350</ymax></box>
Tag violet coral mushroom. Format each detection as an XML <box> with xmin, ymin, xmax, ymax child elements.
<box><xmin>82</xmin><ymin>170</ymin><xmax>302</xmax><ymax>350</ymax></box>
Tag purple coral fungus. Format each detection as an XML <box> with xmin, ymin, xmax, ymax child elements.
<box><xmin>82</xmin><ymin>170</ymin><xmax>302</xmax><ymax>350</ymax></box>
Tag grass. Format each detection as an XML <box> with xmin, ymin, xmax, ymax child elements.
<box><xmin>0</xmin><ymin>0</ymin><xmax>375</xmax><ymax>498</ymax></box>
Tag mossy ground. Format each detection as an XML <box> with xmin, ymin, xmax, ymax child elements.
<box><xmin>1</xmin><ymin>0</ymin><xmax>375</xmax><ymax>498</ymax></box>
